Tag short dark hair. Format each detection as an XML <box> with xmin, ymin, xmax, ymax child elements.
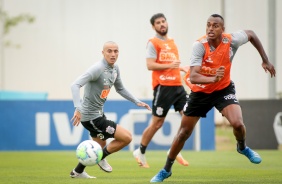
<box><xmin>210</xmin><ymin>14</ymin><xmax>224</xmax><ymax>23</ymax></box>
<box><xmin>150</xmin><ymin>13</ymin><xmax>166</xmax><ymax>25</ymax></box>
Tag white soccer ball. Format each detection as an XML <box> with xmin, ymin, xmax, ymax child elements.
<box><xmin>76</xmin><ymin>140</ymin><xmax>103</xmax><ymax>166</ymax></box>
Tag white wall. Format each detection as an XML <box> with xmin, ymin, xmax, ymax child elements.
<box><xmin>1</xmin><ymin>0</ymin><xmax>281</xmax><ymax>100</ymax></box>
<box><xmin>225</xmin><ymin>0</ymin><xmax>281</xmax><ymax>99</ymax></box>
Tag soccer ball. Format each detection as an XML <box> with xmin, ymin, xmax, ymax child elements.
<box><xmin>76</xmin><ymin>140</ymin><xmax>103</xmax><ymax>166</ymax></box>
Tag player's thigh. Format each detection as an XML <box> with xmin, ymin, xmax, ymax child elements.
<box><xmin>114</xmin><ymin>124</ymin><xmax>132</xmax><ymax>141</ymax></box>
<box><xmin>173</xmin><ymin>86</ymin><xmax>187</xmax><ymax>112</ymax></box>
<box><xmin>152</xmin><ymin>85</ymin><xmax>180</xmax><ymax>117</ymax></box>
<box><xmin>184</xmin><ymin>92</ymin><xmax>213</xmax><ymax>117</ymax></box>
<box><xmin>82</xmin><ymin>116</ymin><xmax>117</xmax><ymax>140</ymax></box>
<box><xmin>181</xmin><ymin>115</ymin><xmax>200</xmax><ymax>130</ymax></box>
<box><xmin>221</xmin><ymin>104</ymin><xmax>243</xmax><ymax>125</ymax></box>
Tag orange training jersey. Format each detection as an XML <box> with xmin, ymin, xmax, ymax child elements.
<box><xmin>149</xmin><ymin>37</ymin><xmax>182</xmax><ymax>89</ymax></box>
<box><xmin>184</xmin><ymin>34</ymin><xmax>232</xmax><ymax>93</ymax></box>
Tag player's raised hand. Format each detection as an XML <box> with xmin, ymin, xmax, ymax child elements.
<box><xmin>137</xmin><ymin>102</ymin><xmax>152</xmax><ymax>111</ymax></box>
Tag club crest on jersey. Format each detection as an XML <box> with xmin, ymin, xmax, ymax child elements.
<box><xmin>156</xmin><ymin>107</ymin><xmax>164</xmax><ymax>116</ymax></box>
<box><xmin>103</xmin><ymin>78</ymin><xmax>110</xmax><ymax>85</ymax></box>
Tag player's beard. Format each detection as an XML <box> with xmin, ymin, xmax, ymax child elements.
<box><xmin>156</xmin><ymin>27</ymin><xmax>168</xmax><ymax>36</ymax></box>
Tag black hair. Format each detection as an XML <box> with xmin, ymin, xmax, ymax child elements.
<box><xmin>210</xmin><ymin>14</ymin><xmax>224</xmax><ymax>23</ymax></box>
<box><xmin>150</xmin><ymin>13</ymin><xmax>166</xmax><ymax>26</ymax></box>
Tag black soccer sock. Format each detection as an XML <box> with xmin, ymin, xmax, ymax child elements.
<box><xmin>101</xmin><ymin>146</ymin><xmax>111</xmax><ymax>160</ymax></box>
<box><xmin>140</xmin><ymin>144</ymin><xmax>147</xmax><ymax>154</ymax></box>
<box><xmin>237</xmin><ymin>139</ymin><xmax>246</xmax><ymax>150</ymax></box>
<box><xmin>74</xmin><ymin>162</ymin><xmax>86</xmax><ymax>173</ymax></box>
<box><xmin>164</xmin><ymin>157</ymin><xmax>175</xmax><ymax>173</ymax></box>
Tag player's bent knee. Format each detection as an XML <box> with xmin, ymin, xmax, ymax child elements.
<box><xmin>150</xmin><ymin>121</ymin><xmax>165</xmax><ymax>130</ymax></box>
<box><xmin>115</xmin><ymin>125</ymin><xmax>132</xmax><ymax>145</ymax></box>
<box><xmin>232</xmin><ymin>122</ymin><xmax>245</xmax><ymax>130</ymax></box>
<box><xmin>151</xmin><ymin>117</ymin><xmax>165</xmax><ymax>130</ymax></box>
<box><xmin>122</xmin><ymin>133</ymin><xmax>132</xmax><ymax>145</ymax></box>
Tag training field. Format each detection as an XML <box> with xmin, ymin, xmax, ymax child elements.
<box><xmin>0</xmin><ymin>150</ymin><xmax>281</xmax><ymax>183</ymax></box>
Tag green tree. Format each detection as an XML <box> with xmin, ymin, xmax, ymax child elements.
<box><xmin>0</xmin><ymin>8</ymin><xmax>35</xmax><ymax>89</ymax></box>
<box><xmin>0</xmin><ymin>8</ymin><xmax>35</xmax><ymax>48</ymax></box>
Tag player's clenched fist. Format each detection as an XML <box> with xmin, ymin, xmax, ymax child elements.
<box><xmin>214</xmin><ymin>66</ymin><xmax>225</xmax><ymax>82</ymax></box>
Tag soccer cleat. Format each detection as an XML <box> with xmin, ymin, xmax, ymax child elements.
<box><xmin>70</xmin><ymin>169</ymin><xmax>96</xmax><ymax>178</ymax></box>
<box><xmin>167</xmin><ymin>149</ymin><xmax>189</xmax><ymax>166</ymax></box>
<box><xmin>237</xmin><ymin>146</ymin><xmax>262</xmax><ymax>164</ymax></box>
<box><xmin>133</xmin><ymin>148</ymin><xmax>150</xmax><ymax>168</ymax></box>
<box><xmin>150</xmin><ymin>169</ymin><xmax>172</xmax><ymax>183</ymax></box>
<box><xmin>98</xmin><ymin>159</ymin><xmax>113</xmax><ymax>173</ymax></box>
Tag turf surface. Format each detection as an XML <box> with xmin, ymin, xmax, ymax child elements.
<box><xmin>0</xmin><ymin>150</ymin><xmax>281</xmax><ymax>183</ymax></box>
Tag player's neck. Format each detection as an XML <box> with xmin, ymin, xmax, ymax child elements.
<box><xmin>208</xmin><ymin>35</ymin><xmax>222</xmax><ymax>49</ymax></box>
<box><xmin>156</xmin><ymin>33</ymin><xmax>169</xmax><ymax>40</ymax></box>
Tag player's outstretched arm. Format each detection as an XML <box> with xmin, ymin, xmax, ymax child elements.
<box><xmin>137</xmin><ymin>102</ymin><xmax>152</xmax><ymax>111</ymax></box>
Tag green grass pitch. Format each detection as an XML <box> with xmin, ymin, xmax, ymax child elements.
<box><xmin>0</xmin><ymin>150</ymin><xmax>281</xmax><ymax>183</ymax></box>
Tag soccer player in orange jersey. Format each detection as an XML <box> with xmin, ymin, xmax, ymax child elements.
<box><xmin>133</xmin><ymin>13</ymin><xmax>189</xmax><ymax>168</ymax></box>
<box><xmin>150</xmin><ymin>14</ymin><xmax>276</xmax><ymax>182</ymax></box>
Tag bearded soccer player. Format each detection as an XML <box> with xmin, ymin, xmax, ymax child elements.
<box><xmin>133</xmin><ymin>13</ymin><xmax>189</xmax><ymax>168</ymax></box>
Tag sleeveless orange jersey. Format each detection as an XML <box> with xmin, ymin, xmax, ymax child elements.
<box><xmin>184</xmin><ymin>34</ymin><xmax>232</xmax><ymax>93</ymax></box>
<box><xmin>149</xmin><ymin>37</ymin><xmax>182</xmax><ymax>89</ymax></box>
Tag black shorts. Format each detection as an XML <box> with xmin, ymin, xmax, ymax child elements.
<box><xmin>152</xmin><ymin>85</ymin><xmax>187</xmax><ymax>117</ymax></box>
<box><xmin>183</xmin><ymin>81</ymin><xmax>240</xmax><ymax>117</ymax></box>
<box><xmin>81</xmin><ymin>114</ymin><xmax>117</xmax><ymax>140</ymax></box>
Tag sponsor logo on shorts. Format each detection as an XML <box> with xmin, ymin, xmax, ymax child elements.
<box><xmin>223</xmin><ymin>94</ymin><xmax>237</xmax><ymax>101</ymax></box>
<box><xmin>97</xmin><ymin>133</ymin><xmax>105</xmax><ymax>139</ymax></box>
